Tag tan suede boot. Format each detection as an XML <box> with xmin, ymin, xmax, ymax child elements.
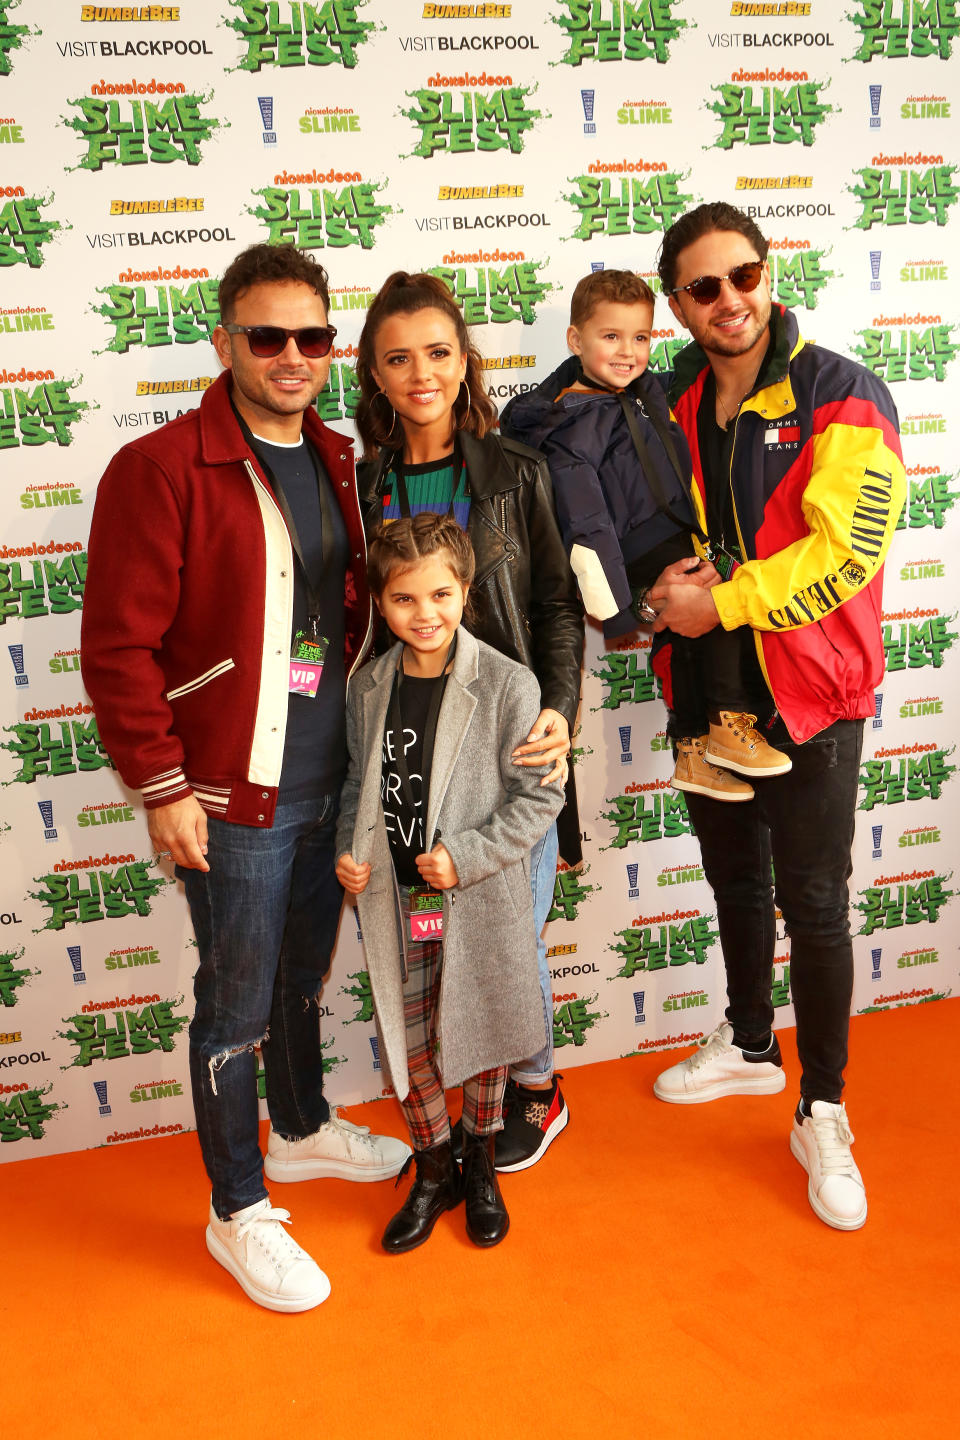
<box><xmin>705</xmin><ymin>712</ymin><xmax>793</xmax><ymax>778</ymax></box>
<box><xmin>671</xmin><ymin>736</ymin><xmax>755</xmax><ymax>802</ymax></box>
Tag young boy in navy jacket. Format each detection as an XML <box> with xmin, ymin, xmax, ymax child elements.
<box><xmin>501</xmin><ymin>268</ymin><xmax>790</xmax><ymax>799</ymax></box>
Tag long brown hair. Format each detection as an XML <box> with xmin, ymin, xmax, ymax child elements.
<box><xmin>355</xmin><ymin>271</ymin><xmax>497</xmax><ymax>459</ymax></box>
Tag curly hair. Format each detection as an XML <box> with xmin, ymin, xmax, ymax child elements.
<box><xmin>355</xmin><ymin>271</ymin><xmax>497</xmax><ymax>459</ymax></box>
<box><xmin>218</xmin><ymin>243</ymin><xmax>330</xmax><ymax>324</ymax></box>
<box><xmin>657</xmin><ymin>202</ymin><xmax>768</xmax><ymax>294</ymax></box>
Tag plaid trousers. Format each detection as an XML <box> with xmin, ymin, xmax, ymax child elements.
<box><xmin>397</xmin><ymin>886</ymin><xmax>506</xmax><ymax>1151</ymax></box>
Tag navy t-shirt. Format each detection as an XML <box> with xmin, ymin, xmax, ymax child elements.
<box><xmin>252</xmin><ymin>434</ymin><xmax>349</xmax><ymax>803</ymax></box>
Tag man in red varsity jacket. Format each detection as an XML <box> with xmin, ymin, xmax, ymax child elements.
<box><xmin>82</xmin><ymin>244</ymin><xmax>409</xmax><ymax>1313</ymax></box>
<box><xmin>647</xmin><ymin>203</ymin><xmax>905</xmax><ymax>1232</ymax></box>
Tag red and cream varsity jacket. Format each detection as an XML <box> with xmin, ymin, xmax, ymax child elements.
<box><xmin>81</xmin><ymin>371</ymin><xmax>372</xmax><ymax>827</ymax></box>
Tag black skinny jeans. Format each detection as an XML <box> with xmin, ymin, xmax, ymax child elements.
<box><xmin>682</xmin><ymin>718</ymin><xmax>864</xmax><ymax>1102</ymax></box>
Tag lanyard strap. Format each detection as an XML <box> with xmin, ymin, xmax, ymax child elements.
<box><xmin>617</xmin><ymin>384</ymin><xmax>707</xmax><ymax>545</ymax></box>
<box><xmin>391</xmin><ymin>443</ymin><xmax>463</xmax><ymax>521</ymax></box>
<box><xmin>234</xmin><ymin>405</ymin><xmax>335</xmax><ymax>623</ymax></box>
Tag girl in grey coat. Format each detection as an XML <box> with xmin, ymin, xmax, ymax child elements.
<box><xmin>336</xmin><ymin>516</ymin><xmax>564</xmax><ymax>1253</ymax></box>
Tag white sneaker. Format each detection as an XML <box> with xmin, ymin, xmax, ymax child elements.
<box><xmin>790</xmin><ymin>1100</ymin><xmax>867</xmax><ymax>1231</ymax></box>
<box><xmin>264</xmin><ymin>1107</ymin><xmax>411</xmax><ymax>1183</ymax></box>
<box><xmin>206</xmin><ymin>1198</ymin><xmax>331</xmax><ymax>1312</ymax></box>
<box><xmin>653</xmin><ymin>1022</ymin><xmax>786</xmax><ymax>1104</ymax></box>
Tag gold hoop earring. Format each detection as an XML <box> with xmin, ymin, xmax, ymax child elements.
<box><xmin>373</xmin><ymin>388</ymin><xmax>398</xmax><ymax>444</ymax></box>
<box><xmin>454</xmin><ymin>379</ymin><xmax>472</xmax><ymax>431</ymax></box>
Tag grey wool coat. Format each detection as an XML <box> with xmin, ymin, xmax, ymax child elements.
<box><xmin>335</xmin><ymin>626</ymin><xmax>565</xmax><ymax>1098</ymax></box>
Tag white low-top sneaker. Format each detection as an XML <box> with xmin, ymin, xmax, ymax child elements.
<box><xmin>264</xmin><ymin>1107</ymin><xmax>411</xmax><ymax>1182</ymax></box>
<box><xmin>653</xmin><ymin>1021</ymin><xmax>786</xmax><ymax>1104</ymax></box>
<box><xmin>206</xmin><ymin>1198</ymin><xmax>331</xmax><ymax>1312</ymax></box>
<box><xmin>790</xmin><ymin>1100</ymin><xmax>867</xmax><ymax>1231</ymax></box>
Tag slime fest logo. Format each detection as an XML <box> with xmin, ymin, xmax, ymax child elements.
<box><xmin>551</xmin><ymin>0</ymin><xmax>689</xmax><ymax>65</ymax></box>
<box><xmin>62</xmin><ymin>80</ymin><xmax>225</xmax><ymax>171</ymax></box>
<box><xmin>223</xmin><ymin>0</ymin><xmax>378</xmax><ymax>70</ymax></box>
<box><xmin>856</xmin><ymin>868</ymin><xmax>954</xmax><ymax>935</ymax></box>
<box><xmin>847</xmin><ymin>0</ymin><xmax>959</xmax><ymax>61</ymax></box>
<box><xmin>0</xmin><ymin>1083</ymin><xmax>60</xmax><ymax>1144</ymax></box>
<box><xmin>859</xmin><ymin>740</ymin><xmax>956</xmax><ymax>810</ymax></box>
<box><xmin>401</xmin><ymin>73</ymin><xmax>542</xmax><ymax>157</ymax></box>
<box><xmin>2</xmin><ymin>703</ymin><xmax>114</xmax><ymax>786</ymax></box>
<box><xmin>317</xmin><ymin>358</ymin><xmax>360</xmax><ymax>423</ymax></box>
<box><xmin>428</xmin><ymin>256</ymin><xmax>551</xmax><ymax>324</ymax></box>
<box><xmin>58</xmin><ymin>992</ymin><xmax>189</xmax><ymax>1067</ymax></box>
<box><xmin>609</xmin><ymin>908</ymin><xmax>720</xmax><ymax>975</ymax></box>
<box><xmin>547</xmin><ymin>863</ymin><xmax>597</xmax><ymax>923</ymax></box>
<box><xmin>0</xmin><ymin>371</ymin><xmax>92</xmax><ymax>448</ymax></box>
<box><xmin>562</xmin><ymin>161</ymin><xmax>694</xmax><ymax>241</ymax></box>
<box><xmin>897</xmin><ymin>467</ymin><xmax>958</xmax><ymax>530</ymax></box>
<box><xmin>769</xmin><ymin>242</ymin><xmax>833</xmax><ymax>308</ymax></box>
<box><xmin>849</xmin><ymin>159</ymin><xmax>959</xmax><ymax>230</ymax></box>
<box><xmin>601</xmin><ymin>785</ymin><xmax>692</xmax><ymax>846</ymax></box>
<box><xmin>0</xmin><ymin>0</ymin><xmax>37</xmax><ymax>78</ymax></box>
<box><xmin>591</xmin><ymin>641</ymin><xmax>662</xmax><ymax>709</ymax></box>
<box><xmin>852</xmin><ymin>313</ymin><xmax>960</xmax><ymax>383</ymax></box>
<box><xmin>0</xmin><ymin>947</ymin><xmax>32</xmax><ymax>1007</ymax></box>
<box><xmin>552</xmin><ymin>994</ymin><xmax>603</xmax><ymax>1049</ymax></box>
<box><xmin>341</xmin><ymin>969</ymin><xmax>374</xmax><ymax>1025</ymax></box>
<box><xmin>93</xmin><ymin>270</ymin><xmax>220</xmax><ymax>353</ymax></box>
<box><xmin>32</xmin><ymin>857</ymin><xmax>173</xmax><ymax>933</ymax></box>
<box><xmin>0</xmin><ymin>187</ymin><xmax>70</xmax><ymax>270</ymax></box>
<box><xmin>248</xmin><ymin>174</ymin><xmax>393</xmax><ymax>249</ymax></box>
<box><xmin>706</xmin><ymin>70</ymin><xmax>832</xmax><ymax>149</ymax></box>
<box><xmin>882</xmin><ymin>607</ymin><xmax>957</xmax><ymax>670</ymax></box>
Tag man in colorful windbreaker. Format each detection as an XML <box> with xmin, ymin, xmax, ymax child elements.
<box><xmin>81</xmin><ymin>244</ymin><xmax>409</xmax><ymax>1312</ymax></box>
<box><xmin>648</xmin><ymin>202</ymin><xmax>905</xmax><ymax>1231</ymax></box>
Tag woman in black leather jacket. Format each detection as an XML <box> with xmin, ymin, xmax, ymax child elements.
<box><xmin>353</xmin><ymin>270</ymin><xmax>583</xmax><ymax>1179</ymax></box>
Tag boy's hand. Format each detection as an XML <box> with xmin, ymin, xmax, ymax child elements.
<box><xmin>336</xmin><ymin>853</ymin><xmax>371</xmax><ymax>895</ymax></box>
<box><xmin>416</xmin><ymin>844</ymin><xmax>459</xmax><ymax>890</ymax></box>
<box><xmin>512</xmin><ymin>708</ymin><xmax>570</xmax><ymax>786</ymax></box>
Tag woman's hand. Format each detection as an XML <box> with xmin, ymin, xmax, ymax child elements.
<box><xmin>511</xmin><ymin>708</ymin><xmax>570</xmax><ymax>786</ymax></box>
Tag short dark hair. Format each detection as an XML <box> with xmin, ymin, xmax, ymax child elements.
<box><xmin>569</xmin><ymin>269</ymin><xmax>655</xmax><ymax>329</ymax></box>
<box><xmin>657</xmin><ymin>203</ymin><xmax>768</xmax><ymax>294</ymax></box>
<box><xmin>218</xmin><ymin>243</ymin><xmax>330</xmax><ymax>324</ymax></box>
<box><xmin>367</xmin><ymin>514</ymin><xmax>476</xmax><ymax>611</ymax></box>
<box><xmin>355</xmin><ymin>271</ymin><xmax>497</xmax><ymax>458</ymax></box>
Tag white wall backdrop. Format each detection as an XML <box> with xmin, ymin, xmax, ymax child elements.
<box><xmin>1</xmin><ymin>0</ymin><xmax>957</xmax><ymax>1157</ymax></box>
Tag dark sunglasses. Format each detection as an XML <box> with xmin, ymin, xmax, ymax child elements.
<box><xmin>222</xmin><ymin>323</ymin><xmax>338</xmax><ymax>358</ymax></box>
<box><xmin>670</xmin><ymin>260</ymin><xmax>765</xmax><ymax>307</ymax></box>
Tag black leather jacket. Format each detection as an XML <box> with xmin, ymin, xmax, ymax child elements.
<box><xmin>356</xmin><ymin>429</ymin><xmax>584</xmax><ymax>862</ymax></box>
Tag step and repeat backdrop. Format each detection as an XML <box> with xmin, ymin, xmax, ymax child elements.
<box><xmin>1</xmin><ymin>0</ymin><xmax>957</xmax><ymax>1158</ymax></box>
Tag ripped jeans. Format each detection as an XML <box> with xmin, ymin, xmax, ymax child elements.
<box><xmin>179</xmin><ymin>796</ymin><xmax>342</xmax><ymax>1219</ymax></box>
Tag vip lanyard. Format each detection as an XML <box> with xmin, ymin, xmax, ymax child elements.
<box><xmin>386</xmin><ymin>637</ymin><xmax>456</xmax><ymax>834</ymax></box>
<box><xmin>234</xmin><ymin>405</ymin><xmax>335</xmax><ymax>626</ymax></box>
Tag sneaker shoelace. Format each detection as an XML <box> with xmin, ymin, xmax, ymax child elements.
<box><xmin>687</xmin><ymin>1026</ymin><xmax>730</xmax><ymax>1071</ymax></box>
<box><xmin>328</xmin><ymin>1108</ymin><xmax>381</xmax><ymax>1157</ymax></box>
<box><xmin>808</xmin><ymin>1107</ymin><xmax>858</xmax><ymax>1177</ymax></box>
<box><xmin>234</xmin><ymin>1205</ymin><xmax>305</xmax><ymax>1269</ymax></box>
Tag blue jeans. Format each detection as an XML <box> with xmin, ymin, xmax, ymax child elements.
<box><xmin>510</xmin><ymin>820</ymin><xmax>559</xmax><ymax>1086</ymax></box>
<box><xmin>682</xmin><ymin>719</ymin><xmax>863</xmax><ymax>1102</ymax></box>
<box><xmin>179</xmin><ymin>795</ymin><xmax>343</xmax><ymax>1219</ymax></box>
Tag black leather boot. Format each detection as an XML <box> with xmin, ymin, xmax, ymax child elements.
<box><xmin>381</xmin><ymin>1140</ymin><xmax>461</xmax><ymax>1254</ymax></box>
<box><xmin>462</xmin><ymin>1131</ymin><xmax>509</xmax><ymax>1247</ymax></box>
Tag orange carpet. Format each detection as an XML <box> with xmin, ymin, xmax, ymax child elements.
<box><xmin>6</xmin><ymin>999</ymin><xmax>957</xmax><ymax>1440</ymax></box>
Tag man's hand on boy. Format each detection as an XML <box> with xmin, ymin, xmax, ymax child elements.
<box><xmin>336</xmin><ymin>853</ymin><xmax>371</xmax><ymax>894</ymax></box>
<box><xmin>416</xmin><ymin>844</ymin><xmax>459</xmax><ymax>890</ymax></box>
<box><xmin>512</xmin><ymin>707</ymin><xmax>570</xmax><ymax>786</ymax></box>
